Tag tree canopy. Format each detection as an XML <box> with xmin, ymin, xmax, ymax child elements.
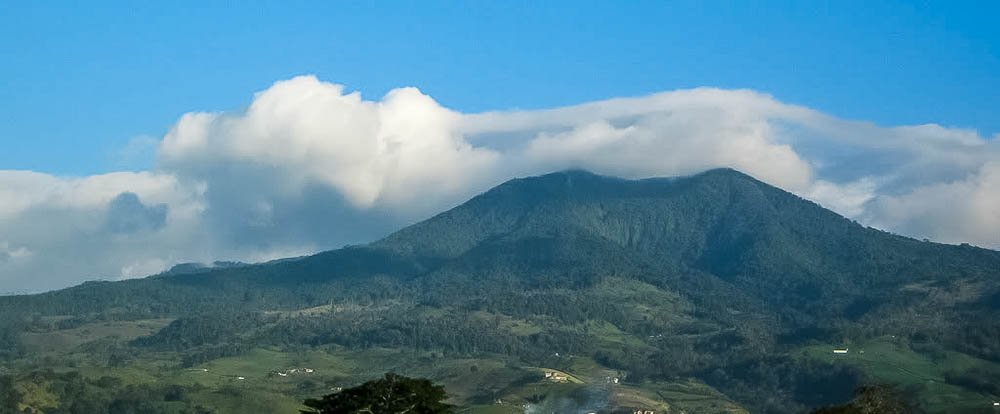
<box><xmin>302</xmin><ymin>373</ymin><xmax>454</xmax><ymax>414</ymax></box>
<box><xmin>811</xmin><ymin>385</ymin><xmax>918</xmax><ymax>414</ymax></box>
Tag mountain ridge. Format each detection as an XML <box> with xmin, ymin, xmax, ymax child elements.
<box><xmin>1</xmin><ymin>168</ymin><xmax>998</xmax><ymax>413</ymax></box>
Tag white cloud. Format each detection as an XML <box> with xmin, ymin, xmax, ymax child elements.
<box><xmin>514</xmin><ymin>91</ymin><xmax>815</xmax><ymax>191</ymax></box>
<box><xmin>804</xmin><ymin>178</ymin><xmax>878</xmax><ymax>218</ymax></box>
<box><xmin>159</xmin><ymin>77</ymin><xmax>498</xmax><ymax>210</ymax></box>
<box><xmin>865</xmin><ymin>161</ymin><xmax>1000</xmax><ymax>247</ymax></box>
<box><xmin>0</xmin><ymin>75</ymin><xmax>997</xmax><ymax>292</ymax></box>
<box><xmin>0</xmin><ymin>170</ymin><xmax>206</xmax><ymax>291</ymax></box>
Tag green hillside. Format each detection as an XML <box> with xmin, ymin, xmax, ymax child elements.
<box><xmin>1</xmin><ymin>169</ymin><xmax>998</xmax><ymax>413</ymax></box>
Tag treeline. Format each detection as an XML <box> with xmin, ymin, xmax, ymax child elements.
<box><xmin>943</xmin><ymin>367</ymin><xmax>1000</xmax><ymax>395</ymax></box>
<box><xmin>0</xmin><ymin>320</ymin><xmax>22</xmax><ymax>360</ymax></box>
<box><xmin>132</xmin><ymin>312</ymin><xmax>272</xmax><ymax>351</ymax></box>
<box><xmin>0</xmin><ymin>371</ymin><xmax>211</xmax><ymax>414</ymax></box>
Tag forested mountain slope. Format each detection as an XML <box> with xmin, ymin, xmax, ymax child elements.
<box><xmin>2</xmin><ymin>169</ymin><xmax>998</xmax><ymax>413</ymax></box>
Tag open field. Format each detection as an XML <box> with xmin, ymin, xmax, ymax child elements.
<box><xmin>799</xmin><ymin>337</ymin><xmax>1000</xmax><ymax>413</ymax></box>
<box><xmin>20</xmin><ymin>319</ymin><xmax>174</xmax><ymax>354</ymax></box>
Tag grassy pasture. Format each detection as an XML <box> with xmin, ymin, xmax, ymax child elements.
<box><xmin>20</xmin><ymin>318</ymin><xmax>173</xmax><ymax>354</ymax></box>
<box><xmin>799</xmin><ymin>337</ymin><xmax>1000</xmax><ymax>413</ymax></box>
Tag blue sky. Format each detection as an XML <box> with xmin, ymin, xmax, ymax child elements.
<box><xmin>1</xmin><ymin>1</ymin><xmax>998</xmax><ymax>176</ymax></box>
<box><xmin>3</xmin><ymin>1</ymin><xmax>1000</xmax><ymax>291</ymax></box>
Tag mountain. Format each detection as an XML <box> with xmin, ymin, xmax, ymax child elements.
<box><xmin>1</xmin><ymin>169</ymin><xmax>998</xmax><ymax>414</ymax></box>
<box><xmin>379</xmin><ymin>168</ymin><xmax>998</xmax><ymax>316</ymax></box>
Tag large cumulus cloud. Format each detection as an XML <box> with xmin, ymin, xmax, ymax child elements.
<box><xmin>1</xmin><ymin>75</ymin><xmax>997</xmax><ymax>292</ymax></box>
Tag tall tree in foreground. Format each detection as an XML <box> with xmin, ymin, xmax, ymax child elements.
<box><xmin>0</xmin><ymin>376</ymin><xmax>21</xmax><ymax>414</ymax></box>
<box><xmin>811</xmin><ymin>385</ymin><xmax>920</xmax><ymax>414</ymax></box>
<box><xmin>302</xmin><ymin>373</ymin><xmax>454</xmax><ymax>414</ymax></box>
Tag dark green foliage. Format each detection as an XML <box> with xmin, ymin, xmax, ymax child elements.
<box><xmin>0</xmin><ymin>320</ymin><xmax>22</xmax><ymax>360</ymax></box>
<box><xmin>0</xmin><ymin>375</ymin><xmax>21</xmax><ymax>414</ymax></box>
<box><xmin>952</xmin><ymin>320</ymin><xmax>1000</xmax><ymax>361</ymax></box>
<box><xmin>132</xmin><ymin>312</ymin><xmax>269</xmax><ymax>350</ymax></box>
<box><xmin>810</xmin><ymin>385</ymin><xmax>919</xmax><ymax>414</ymax></box>
<box><xmin>178</xmin><ymin>342</ymin><xmax>253</xmax><ymax>368</ymax></box>
<box><xmin>704</xmin><ymin>358</ymin><xmax>863</xmax><ymax>413</ymax></box>
<box><xmin>0</xmin><ymin>370</ymin><xmax>207</xmax><ymax>414</ymax></box>
<box><xmin>301</xmin><ymin>373</ymin><xmax>454</xmax><ymax>414</ymax></box>
<box><xmin>943</xmin><ymin>368</ymin><xmax>1000</xmax><ymax>394</ymax></box>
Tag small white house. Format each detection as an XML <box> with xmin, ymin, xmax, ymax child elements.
<box><xmin>833</xmin><ymin>348</ymin><xmax>849</xmax><ymax>354</ymax></box>
<box><xmin>236</xmin><ymin>376</ymin><xmax>245</xmax><ymax>380</ymax></box>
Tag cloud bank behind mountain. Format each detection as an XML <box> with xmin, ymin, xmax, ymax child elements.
<box><xmin>1</xmin><ymin>76</ymin><xmax>997</xmax><ymax>292</ymax></box>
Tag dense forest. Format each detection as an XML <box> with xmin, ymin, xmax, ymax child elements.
<box><xmin>1</xmin><ymin>169</ymin><xmax>998</xmax><ymax>413</ymax></box>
